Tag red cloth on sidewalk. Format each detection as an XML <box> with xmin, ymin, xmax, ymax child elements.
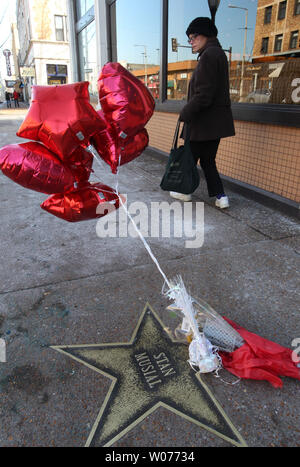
<box><xmin>220</xmin><ymin>317</ymin><xmax>300</xmax><ymax>388</ymax></box>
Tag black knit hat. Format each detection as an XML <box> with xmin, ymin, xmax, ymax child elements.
<box><xmin>186</xmin><ymin>17</ymin><xmax>218</xmax><ymax>37</ymax></box>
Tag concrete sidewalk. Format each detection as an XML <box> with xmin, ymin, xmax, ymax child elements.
<box><xmin>0</xmin><ymin>112</ymin><xmax>299</xmax><ymax>447</ymax></box>
<box><xmin>0</xmin><ymin>100</ymin><xmax>29</xmax><ymax>117</ymax></box>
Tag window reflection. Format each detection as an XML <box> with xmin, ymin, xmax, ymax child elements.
<box><xmin>78</xmin><ymin>19</ymin><xmax>98</xmax><ymax>103</ymax></box>
<box><xmin>115</xmin><ymin>0</ymin><xmax>161</xmax><ymax>100</ymax></box>
<box><xmin>251</xmin><ymin>0</ymin><xmax>300</xmax><ymax>105</ymax></box>
<box><xmin>76</xmin><ymin>0</ymin><xmax>94</xmax><ymax>19</ymax></box>
<box><xmin>168</xmin><ymin>0</ymin><xmax>205</xmax><ymax>100</ymax></box>
<box><xmin>167</xmin><ymin>0</ymin><xmax>299</xmax><ymax>105</ymax></box>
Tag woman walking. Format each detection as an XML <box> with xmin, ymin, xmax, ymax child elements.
<box><xmin>171</xmin><ymin>17</ymin><xmax>235</xmax><ymax>208</ymax></box>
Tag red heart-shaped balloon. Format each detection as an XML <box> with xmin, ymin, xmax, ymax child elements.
<box><xmin>0</xmin><ymin>142</ymin><xmax>75</xmax><ymax>194</ymax></box>
<box><xmin>66</xmin><ymin>146</ymin><xmax>94</xmax><ymax>183</ymax></box>
<box><xmin>97</xmin><ymin>62</ymin><xmax>155</xmax><ymax>140</ymax></box>
<box><xmin>92</xmin><ymin>113</ymin><xmax>149</xmax><ymax>174</ymax></box>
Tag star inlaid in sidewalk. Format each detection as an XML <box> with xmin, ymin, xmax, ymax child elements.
<box><xmin>52</xmin><ymin>304</ymin><xmax>247</xmax><ymax>447</ymax></box>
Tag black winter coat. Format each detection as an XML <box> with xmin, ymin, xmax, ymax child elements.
<box><xmin>180</xmin><ymin>38</ymin><xmax>235</xmax><ymax>141</ymax></box>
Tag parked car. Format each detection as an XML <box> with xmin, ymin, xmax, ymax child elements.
<box><xmin>245</xmin><ymin>89</ymin><xmax>271</xmax><ymax>103</ymax></box>
<box><xmin>229</xmin><ymin>88</ymin><xmax>239</xmax><ymax>102</ymax></box>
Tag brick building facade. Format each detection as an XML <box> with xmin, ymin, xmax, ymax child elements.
<box><xmin>253</xmin><ymin>0</ymin><xmax>300</xmax><ymax>60</ymax></box>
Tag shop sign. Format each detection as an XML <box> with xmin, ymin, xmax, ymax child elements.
<box><xmin>3</xmin><ymin>49</ymin><xmax>12</xmax><ymax>77</ymax></box>
<box><xmin>20</xmin><ymin>67</ymin><xmax>35</xmax><ymax>77</ymax></box>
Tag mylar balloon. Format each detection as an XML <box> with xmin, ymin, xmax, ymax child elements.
<box><xmin>67</xmin><ymin>146</ymin><xmax>94</xmax><ymax>183</ymax></box>
<box><xmin>0</xmin><ymin>142</ymin><xmax>75</xmax><ymax>194</ymax></box>
<box><xmin>120</xmin><ymin>128</ymin><xmax>149</xmax><ymax>165</ymax></box>
<box><xmin>16</xmin><ymin>82</ymin><xmax>106</xmax><ymax>161</ymax></box>
<box><xmin>41</xmin><ymin>182</ymin><xmax>121</xmax><ymax>222</ymax></box>
<box><xmin>92</xmin><ymin>119</ymin><xmax>149</xmax><ymax>174</ymax></box>
<box><xmin>91</xmin><ymin>111</ymin><xmax>120</xmax><ymax>174</ymax></box>
<box><xmin>97</xmin><ymin>62</ymin><xmax>155</xmax><ymax>140</ymax></box>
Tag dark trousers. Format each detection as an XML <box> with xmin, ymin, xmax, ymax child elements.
<box><xmin>190</xmin><ymin>139</ymin><xmax>224</xmax><ymax>197</ymax></box>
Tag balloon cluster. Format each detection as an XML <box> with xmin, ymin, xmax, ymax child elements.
<box><xmin>0</xmin><ymin>63</ymin><xmax>155</xmax><ymax>222</ymax></box>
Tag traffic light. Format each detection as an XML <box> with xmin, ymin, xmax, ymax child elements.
<box><xmin>171</xmin><ymin>38</ymin><xmax>178</xmax><ymax>52</ymax></box>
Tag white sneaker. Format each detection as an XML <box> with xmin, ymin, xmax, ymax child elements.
<box><xmin>215</xmin><ymin>195</ymin><xmax>229</xmax><ymax>209</ymax></box>
<box><xmin>170</xmin><ymin>191</ymin><xmax>192</xmax><ymax>202</ymax></box>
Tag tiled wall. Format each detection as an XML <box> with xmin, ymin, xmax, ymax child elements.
<box><xmin>146</xmin><ymin>112</ymin><xmax>300</xmax><ymax>203</ymax></box>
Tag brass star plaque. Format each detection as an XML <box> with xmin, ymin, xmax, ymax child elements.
<box><xmin>52</xmin><ymin>304</ymin><xmax>247</xmax><ymax>447</ymax></box>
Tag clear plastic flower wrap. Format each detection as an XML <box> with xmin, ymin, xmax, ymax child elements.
<box><xmin>163</xmin><ymin>276</ymin><xmax>244</xmax><ymax>374</ymax></box>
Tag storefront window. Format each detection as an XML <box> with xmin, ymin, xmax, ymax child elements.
<box><xmin>78</xmin><ymin>19</ymin><xmax>98</xmax><ymax>102</ymax></box>
<box><xmin>76</xmin><ymin>0</ymin><xmax>94</xmax><ymax>18</ymax></box>
<box><xmin>168</xmin><ymin>0</ymin><xmax>205</xmax><ymax>100</ymax></box>
<box><xmin>46</xmin><ymin>64</ymin><xmax>68</xmax><ymax>85</ymax></box>
<box><xmin>167</xmin><ymin>0</ymin><xmax>300</xmax><ymax>105</ymax></box>
<box><xmin>114</xmin><ymin>0</ymin><xmax>161</xmax><ymax>100</ymax></box>
<box><xmin>47</xmin><ymin>64</ymin><xmax>57</xmax><ymax>75</ymax></box>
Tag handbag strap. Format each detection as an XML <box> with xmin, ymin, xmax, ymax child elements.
<box><xmin>172</xmin><ymin>119</ymin><xmax>181</xmax><ymax>150</ymax></box>
<box><xmin>172</xmin><ymin>119</ymin><xmax>191</xmax><ymax>150</ymax></box>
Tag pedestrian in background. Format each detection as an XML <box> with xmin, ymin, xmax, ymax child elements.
<box><xmin>171</xmin><ymin>17</ymin><xmax>235</xmax><ymax>208</ymax></box>
<box><xmin>5</xmin><ymin>91</ymin><xmax>11</xmax><ymax>109</ymax></box>
<box><xmin>13</xmin><ymin>90</ymin><xmax>20</xmax><ymax>108</ymax></box>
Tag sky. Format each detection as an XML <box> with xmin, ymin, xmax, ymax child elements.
<box><xmin>115</xmin><ymin>0</ymin><xmax>258</xmax><ymax>64</ymax></box>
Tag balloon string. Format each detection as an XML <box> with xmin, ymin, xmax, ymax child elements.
<box><xmin>87</xmin><ymin>145</ymin><xmax>172</xmax><ymax>289</ymax></box>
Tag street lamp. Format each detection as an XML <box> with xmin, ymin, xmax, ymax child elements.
<box><xmin>228</xmin><ymin>4</ymin><xmax>248</xmax><ymax>99</ymax></box>
<box><xmin>207</xmin><ymin>0</ymin><xmax>221</xmax><ymax>25</ymax></box>
<box><xmin>134</xmin><ymin>44</ymin><xmax>148</xmax><ymax>87</ymax></box>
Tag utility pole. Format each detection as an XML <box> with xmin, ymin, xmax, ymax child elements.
<box><xmin>135</xmin><ymin>44</ymin><xmax>148</xmax><ymax>87</ymax></box>
<box><xmin>241</xmin><ymin>8</ymin><xmax>248</xmax><ymax>99</ymax></box>
<box><xmin>228</xmin><ymin>5</ymin><xmax>248</xmax><ymax>100</ymax></box>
